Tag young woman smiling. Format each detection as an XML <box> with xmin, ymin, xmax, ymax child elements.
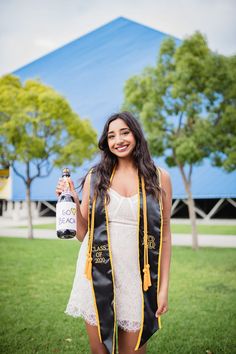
<box><xmin>56</xmin><ymin>112</ymin><xmax>172</xmax><ymax>354</ymax></box>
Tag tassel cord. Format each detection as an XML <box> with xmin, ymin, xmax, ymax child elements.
<box><xmin>141</xmin><ymin>176</ymin><xmax>152</xmax><ymax>291</ymax></box>
<box><xmin>85</xmin><ymin>170</ymin><xmax>96</xmax><ymax>280</ymax></box>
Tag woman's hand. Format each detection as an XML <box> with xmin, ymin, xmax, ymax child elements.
<box><xmin>55</xmin><ymin>177</ymin><xmax>79</xmax><ymax>202</ymax></box>
<box><xmin>155</xmin><ymin>289</ymin><xmax>168</xmax><ymax>317</ymax></box>
<box><xmin>55</xmin><ymin>178</ymin><xmax>65</xmax><ymax>197</ymax></box>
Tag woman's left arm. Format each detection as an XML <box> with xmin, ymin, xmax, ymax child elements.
<box><xmin>156</xmin><ymin>168</ymin><xmax>172</xmax><ymax>317</ymax></box>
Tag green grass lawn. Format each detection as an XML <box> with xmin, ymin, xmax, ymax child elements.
<box><xmin>19</xmin><ymin>223</ymin><xmax>236</xmax><ymax>235</ymax></box>
<box><xmin>171</xmin><ymin>224</ymin><xmax>236</xmax><ymax>235</ymax></box>
<box><xmin>1</xmin><ymin>238</ymin><xmax>235</xmax><ymax>353</ymax></box>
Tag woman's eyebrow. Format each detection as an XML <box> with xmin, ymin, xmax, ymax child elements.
<box><xmin>108</xmin><ymin>128</ymin><xmax>130</xmax><ymax>134</ymax></box>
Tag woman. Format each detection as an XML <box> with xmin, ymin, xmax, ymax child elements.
<box><xmin>56</xmin><ymin>112</ymin><xmax>172</xmax><ymax>354</ymax></box>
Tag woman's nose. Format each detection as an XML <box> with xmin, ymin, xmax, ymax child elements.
<box><xmin>114</xmin><ymin>135</ymin><xmax>124</xmax><ymax>144</ymax></box>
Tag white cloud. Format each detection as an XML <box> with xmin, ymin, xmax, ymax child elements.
<box><xmin>0</xmin><ymin>0</ymin><xmax>235</xmax><ymax>75</ymax></box>
<box><xmin>34</xmin><ymin>39</ymin><xmax>59</xmax><ymax>50</ymax></box>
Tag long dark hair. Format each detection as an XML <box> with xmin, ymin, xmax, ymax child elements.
<box><xmin>80</xmin><ymin>111</ymin><xmax>161</xmax><ymax>202</ymax></box>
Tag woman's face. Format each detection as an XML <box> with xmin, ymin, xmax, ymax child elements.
<box><xmin>107</xmin><ymin>118</ymin><xmax>136</xmax><ymax>158</ymax></box>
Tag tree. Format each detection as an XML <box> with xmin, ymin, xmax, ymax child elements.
<box><xmin>208</xmin><ymin>55</ymin><xmax>236</xmax><ymax>172</ymax></box>
<box><xmin>123</xmin><ymin>32</ymin><xmax>235</xmax><ymax>250</ymax></box>
<box><xmin>0</xmin><ymin>74</ymin><xmax>97</xmax><ymax>239</ymax></box>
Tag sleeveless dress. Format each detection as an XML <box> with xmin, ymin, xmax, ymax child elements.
<box><xmin>65</xmin><ymin>188</ymin><xmax>143</xmax><ymax>332</ymax></box>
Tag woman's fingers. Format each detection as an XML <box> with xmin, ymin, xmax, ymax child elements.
<box><xmin>55</xmin><ymin>178</ymin><xmax>66</xmax><ymax>196</ymax></box>
<box><xmin>68</xmin><ymin>177</ymin><xmax>75</xmax><ymax>191</ymax></box>
<box><xmin>155</xmin><ymin>305</ymin><xmax>168</xmax><ymax>317</ymax></box>
<box><xmin>55</xmin><ymin>178</ymin><xmax>77</xmax><ymax>197</ymax></box>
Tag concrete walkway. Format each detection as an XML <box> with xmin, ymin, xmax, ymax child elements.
<box><xmin>0</xmin><ymin>229</ymin><xmax>235</xmax><ymax>248</ymax></box>
<box><xmin>171</xmin><ymin>233</ymin><xmax>236</xmax><ymax>248</ymax></box>
<box><xmin>0</xmin><ymin>222</ymin><xmax>235</xmax><ymax>247</ymax></box>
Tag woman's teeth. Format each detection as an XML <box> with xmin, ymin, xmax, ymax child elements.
<box><xmin>116</xmin><ymin>145</ymin><xmax>128</xmax><ymax>151</ymax></box>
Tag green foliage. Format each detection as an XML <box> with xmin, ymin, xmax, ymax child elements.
<box><xmin>209</xmin><ymin>55</ymin><xmax>236</xmax><ymax>172</ymax></box>
<box><xmin>123</xmin><ymin>32</ymin><xmax>236</xmax><ymax>173</ymax></box>
<box><xmin>0</xmin><ymin>74</ymin><xmax>97</xmax><ymax>180</ymax></box>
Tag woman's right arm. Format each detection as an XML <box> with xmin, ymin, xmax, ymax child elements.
<box><xmin>56</xmin><ymin>174</ymin><xmax>90</xmax><ymax>242</ymax></box>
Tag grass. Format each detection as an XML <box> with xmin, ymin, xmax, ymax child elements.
<box><xmin>18</xmin><ymin>223</ymin><xmax>236</xmax><ymax>235</ymax></box>
<box><xmin>171</xmin><ymin>224</ymin><xmax>236</xmax><ymax>235</ymax></box>
<box><xmin>0</xmin><ymin>238</ymin><xmax>236</xmax><ymax>353</ymax></box>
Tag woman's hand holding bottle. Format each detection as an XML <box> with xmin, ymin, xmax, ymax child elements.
<box><xmin>56</xmin><ymin>177</ymin><xmax>79</xmax><ymax>204</ymax></box>
<box><xmin>56</xmin><ymin>168</ymin><xmax>79</xmax><ymax>239</ymax></box>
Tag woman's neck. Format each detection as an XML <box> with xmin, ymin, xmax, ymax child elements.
<box><xmin>116</xmin><ymin>157</ymin><xmax>137</xmax><ymax>172</ymax></box>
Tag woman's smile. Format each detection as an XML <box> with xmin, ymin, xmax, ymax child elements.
<box><xmin>116</xmin><ymin>145</ymin><xmax>129</xmax><ymax>152</ymax></box>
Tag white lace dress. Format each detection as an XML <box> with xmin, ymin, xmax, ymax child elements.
<box><xmin>65</xmin><ymin>188</ymin><xmax>142</xmax><ymax>332</ymax></box>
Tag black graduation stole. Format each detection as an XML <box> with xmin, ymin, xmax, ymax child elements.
<box><xmin>84</xmin><ymin>167</ymin><xmax>163</xmax><ymax>354</ymax></box>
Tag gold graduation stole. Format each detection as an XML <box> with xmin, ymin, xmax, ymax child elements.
<box><xmin>84</xmin><ymin>167</ymin><xmax>163</xmax><ymax>354</ymax></box>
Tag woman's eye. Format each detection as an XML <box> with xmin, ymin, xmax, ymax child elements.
<box><xmin>108</xmin><ymin>135</ymin><xmax>114</xmax><ymax>139</ymax></box>
<box><xmin>122</xmin><ymin>131</ymin><xmax>129</xmax><ymax>135</ymax></box>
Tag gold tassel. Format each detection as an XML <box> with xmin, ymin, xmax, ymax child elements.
<box><xmin>143</xmin><ymin>264</ymin><xmax>151</xmax><ymax>291</ymax></box>
<box><xmin>85</xmin><ymin>255</ymin><xmax>93</xmax><ymax>280</ymax></box>
<box><xmin>85</xmin><ymin>251</ymin><xmax>92</xmax><ymax>279</ymax></box>
<box><xmin>141</xmin><ymin>176</ymin><xmax>152</xmax><ymax>292</ymax></box>
<box><xmin>146</xmin><ymin>264</ymin><xmax>151</xmax><ymax>287</ymax></box>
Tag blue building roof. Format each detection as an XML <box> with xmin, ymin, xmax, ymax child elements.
<box><xmin>12</xmin><ymin>17</ymin><xmax>236</xmax><ymax>201</ymax></box>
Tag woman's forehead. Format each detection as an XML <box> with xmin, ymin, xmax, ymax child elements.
<box><xmin>108</xmin><ymin>118</ymin><xmax>129</xmax><ymax>132</ymax></box>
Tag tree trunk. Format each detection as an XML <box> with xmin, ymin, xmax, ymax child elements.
<box><xmin>186</xmin><ymin>186</ymin><xmax>198</xmax><ymax>250</ymax></box>
<box><xmin>26</xmin><ymin>183</ymin><xmax>33</xmax><ymax>239</ymax></box>
<box><xmin>178</xmin><ymin>164</ymin><xmax>199</xmax><ymax>250</ymax></box>
<box><xmin>26</xmin><ymin>161</ymin><xmax>33</xmax><ymax>239</ymax></box>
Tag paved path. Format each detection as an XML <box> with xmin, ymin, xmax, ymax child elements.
<box><xmin>171</xmin><ymin>234</ymin><xmax>236</xmax><ymax>248</ymax></box>
<box><xmin>0</xmin><ymin>227</ymin><xmax>235</xmax><ymax>248</ymax></box>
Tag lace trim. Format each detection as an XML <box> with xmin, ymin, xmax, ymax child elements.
<box><xmin>65</xmin><ymin>307</ymin><xmax>141</xmax><ymax>332</ymax></box>
<box><xmin>64</xmin><ymin>306</ymin><xmax>97</xmax><ymax>326</ymax></box>
<box><xmin>117</xmin><ymin>320</ymin><xmax>141</xmax><ymax>332</ymax></box>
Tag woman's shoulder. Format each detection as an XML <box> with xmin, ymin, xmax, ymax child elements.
<box><xmin>84</xmin><ymin>164</ymin><xmax>98</xmax><ymax>179</ymax></box>
<box><xmin>81</xmin><ymin>166</ymin><xmax>96</xmax><ymax>191</ymax></box>
<box><xmin>157</xmin><ymin>166</ymin><xmax>170</xmax><ymax>177</ymax></box>
<box><xmin>156</xmin><ymin>166</ymin><xmax>171</xmax><ymax>187</ymax></box>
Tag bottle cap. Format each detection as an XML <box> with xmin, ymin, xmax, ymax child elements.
<box><xmin>62</xmin><ymin>167</ymin><xmax>70</xmax><ymax>177</ymax></box>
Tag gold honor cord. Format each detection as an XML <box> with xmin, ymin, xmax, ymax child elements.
<box><xmin>85</xmin><ymin>170</ymin><xmax>92</xmax><ymax>278</ymax></box>
<box><xmin>85</xmin><ymin>198</ymin><xmax>96</xmax><ymax>280</ymax></box>
<box><xmin>85</xmin><ymin>169</ymin><xmax>96</xmax><ymax>280</ymax></box>
<box><xmin>141</xmin><ymin>176</ymin><xmax>152</xmax><ymax>291</ymax></box>
<box><xmin>135</xmin><ymin>179</ymin><xmax>144</xmax><ymax>351</ymax></box>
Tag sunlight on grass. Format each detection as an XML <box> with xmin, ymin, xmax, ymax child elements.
<box><xmin>0</xmin><ymin>237</ymin><xmax>235</xmax><ymax>353</ymax></box>
<box><xmin>171</xmin><ymin>224</ymin><xmax>236</xmax><ymax>235</ymax></box>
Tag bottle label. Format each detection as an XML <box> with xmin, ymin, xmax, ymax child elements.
<box><xmin>56</xmin><ymin>202</ymin><xmax>77</xmax><ymax>231</ymax></box>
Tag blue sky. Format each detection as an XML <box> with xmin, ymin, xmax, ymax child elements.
<box><xmin>0</xmin><ymin>0</ymin><xmax>235</xmax><ymax>76</ymax></box>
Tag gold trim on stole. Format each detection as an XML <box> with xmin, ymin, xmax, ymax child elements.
<box><xmin>157</xmin><ymin>167</ymin><xmax>163</xmax><ymax>329</ymax></box>
<box><xmin>85</xmin><ymin>170</ymin><xmax>102</xmax><ymax>342</ymax></box>
<box><xmin>134</xmin><ymin>179</ymin><xmax>144</xmax><ymax>351</ymax></box>
<box><xmin>105</xmin><ymin>196</ymin><xmax>117</xmax><ymax>354</ymax></box>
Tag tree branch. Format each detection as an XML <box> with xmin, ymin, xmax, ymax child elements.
<box><xmin>177</xmin><ymin>112</ymin><xmax>184</xmax><ymax>133</ymax></box>
<box><xmin>11</xmin><ymin>162</ymin><xmax>27</xmax><ymax>184</ymax></box>
<box><xmin>31</xmin><ymin>160</ymin><xmax>53</xmax><ymax>182</ymax></box>
<box><xmin>188</xmin><ymin>164</ymin><xmax>193</xmax><ymax>185</ymax></box>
